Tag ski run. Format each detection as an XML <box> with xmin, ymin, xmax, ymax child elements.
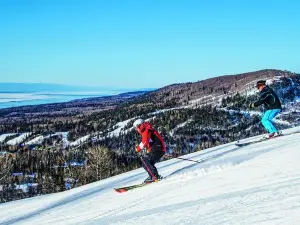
<box><xmin>1</xmin><ymin>127</ymin><xmax>300</xmax><ymax>225</ymax></box>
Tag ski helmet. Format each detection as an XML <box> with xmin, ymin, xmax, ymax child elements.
<box><xmin>256</xmin><ymin>80</ymin><xmax>266</xmax><ymax>88</ymax></box>
<box><xmin>133</xmin><ymin>119</ymin><xmax>144</xmax><ymax>128</ymax></box>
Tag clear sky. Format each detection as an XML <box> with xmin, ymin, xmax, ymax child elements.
<box><xmin>0</xmin><ymin>0</ymin><xmax>299</xmax><ymax>89</ymax></box>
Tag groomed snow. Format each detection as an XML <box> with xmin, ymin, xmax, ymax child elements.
<box><xmin>1</xmin><ymin>127</ymin><xmax>300</xmax><ymax>225</ymax></box>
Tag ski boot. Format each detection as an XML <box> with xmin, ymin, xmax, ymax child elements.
<box><xmin>143</xmin><ymin>176</ymin><xmax>154</xmax><ymax>184</ymax></box>
<box><xmin>143</xmin><ymin>175</ymin><xmax>163</xmax><ymax>184</ymax></box>
<box><xmin>155</xmin><ymin>174</ymin><xmax>163</xmax><ymax>181</ymax></box>
<box><xmin>274</xmin><ymin>131</ymin><xmax>283</xmax><ymax>137</ymax></box>
<box><xmin>263</xmin><ymin>131</ymin><xmax>283</xmax><ymax>140</ymax></box>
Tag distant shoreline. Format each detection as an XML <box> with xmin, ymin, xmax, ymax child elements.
<box><xmin>0</xmin><ymin>90</ymin><xmax>151</xmax><ymax>110</ymax></box>
<box><xmin>0</xmin><ymin>91</ymin><xmax>123</xmax><ymax>109</ymax></box>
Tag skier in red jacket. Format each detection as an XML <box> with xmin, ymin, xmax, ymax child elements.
<box><xmin>133</xmin><ymin>119</ymin><xmax>166</xmax><ymax>183</ymax></box>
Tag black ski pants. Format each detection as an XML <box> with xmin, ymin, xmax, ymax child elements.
<box><xmin>141</xmin><ymin>150</ymin><xmax>164</xmax><ymax>177</ymax></box>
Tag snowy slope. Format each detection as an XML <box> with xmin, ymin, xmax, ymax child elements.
<box><xmin>1</xmin><ymin>127</ymin><xmax>300</xmax><ymax>225</ymax></box>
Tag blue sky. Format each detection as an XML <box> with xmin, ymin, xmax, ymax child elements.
<box><xmin>0</xmin><ymin>0</ymin><xmax>299</xmax><ymax>89</ymax></box>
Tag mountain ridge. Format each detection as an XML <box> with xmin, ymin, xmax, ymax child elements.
<box><xmin>0</xmin><ymin>68</ymin><xmax>299</xmax><ymax>205</ymax></box>
<box><xmin>137</xmin><ymin>69</ymin><xmax>298</xmax><ymax>107</ymax></box>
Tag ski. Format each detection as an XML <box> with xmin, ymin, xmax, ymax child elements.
<box><xmin>114</xmin><ymin>183</ymin><xmax>148</xmax><ymax>193</ymax></box>
<box><xmin>235</xmin><ymin>131</ymin><xmax>299</xmax><ymax>147</ymax></box>
<box><xmin>235</xmin><ymin>138</ymin><xmax>271</xmax><ymax>147</ymax></box>
<box><xmin>114</xmin><ymin>180</ymin><xmax>161</xmax><ymax>193</ymax></box>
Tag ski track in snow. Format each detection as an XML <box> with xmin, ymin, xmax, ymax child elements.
<box><xmin>1</xmin><ymin>127</ymin><xmax>300</xmax><ymax>225</ymax></box>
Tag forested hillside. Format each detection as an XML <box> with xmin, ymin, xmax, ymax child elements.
<box><xmin>1</xmin><ymin>69</ymin><xmax>300</xmax><ymax>203</ymax></box>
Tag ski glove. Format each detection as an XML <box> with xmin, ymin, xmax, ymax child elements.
<box><xmin>135</xmin><ymin>147</ymin><xmax>143</xmax><ymax>156</ymax></box>
<box><xmin>135</xmin><ymin>146</ymin><xmax>140</xmax><ymax>153</ymax></box>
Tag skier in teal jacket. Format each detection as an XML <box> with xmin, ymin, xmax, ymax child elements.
<box><xmin>249</xmin><ymin>80</ymin><xmax>282</xmax><ymax>139</ymax></box>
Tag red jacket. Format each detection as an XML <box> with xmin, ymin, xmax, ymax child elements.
<box><xmin>136</xmin><ymin>122</ymin><xmax>166</xmax><ymax>153</ymax></box>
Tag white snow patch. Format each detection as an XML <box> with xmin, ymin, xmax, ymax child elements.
<box><xmin>25</xmin><ymin>135</ymin><xmax>44</xmax><ymax>145</ymax></box>
<box><xmin>6</xmin><ymin>133</ymin><xmax>32</xmax><ymax>145</ymax></box>
<box><xmin>241</xmin><ymin>87</ymin><xmax>258</xmax><ymax>96</ymax></box>
<box><xmin>108</xmin><ymin>119</ymin><xmax>134</xmax><ymax>137</ymax></box>
<box><xmin>149</xmin><ymin>107</ymin><xmax>181</xmax><ymax>115</ymax></box>
<box><xmin>273</xmin><ymin>119</ymin><xmax>291</xmax><ymax>126</ymax></box>
<box><xmin>69</xmin><ymin>134</ymin><xmax>91</xmax><ymax>146</ymax></box>
<box><xmin>52</xmin><ymin>132</ymin><xmax>69</xmax><ymax>147</ymax></box>
<box><xmin>15</xmin><ymin>184</ymin><xmax>39</xmax><ymax>193</ymax></box>
<box><xmin>170</xmin><ymin>119</ymin><xmax>193</xmax><ymax>137</ymax></box>
<box><xmin>0</xmin><ymin>133</ymin><xmax>16</xmax><ymax>142</ymax></box>
<box><xmin>106</xmin><ymin>116</ymin><xmax>157</xmax><ymax>139</ymax></box>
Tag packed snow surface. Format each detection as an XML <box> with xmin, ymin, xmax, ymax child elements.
<box><xmin>1</xmin><ymin>127</ymin><xmax>300</xmax><ymax>225</ymax></box>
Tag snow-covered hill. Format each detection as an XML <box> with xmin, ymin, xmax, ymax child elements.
<box><xmin>1</xmin><ymin>127</ymin><xmax>300</xmax><ymax>225</ymax></box>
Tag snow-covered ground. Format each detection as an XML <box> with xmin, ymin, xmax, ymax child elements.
<box><xmin>0</xmin><ymin>133</ymin><xmax>16</xmax><ymax>142</ymax></box>
<box><xmin>6</xmin><ymin>133</ymin><xmax>32</xmax><ymax>145</ymax></box>
<box><xmin>25</xmin><ymin>135</ymin><xmax>44</xmax><ymax>145</ymax></box>
<box><xmin>1</xmin><ymin>127</ymin><xmax>300</xmax><ymax>225</ymax></box>
<box><xmin>69</xmin><ymin>134</ymin><xmax>91</xmax><ymax>146</ymax></box>
<box><xmin>170</xmin><ymin>119</ymin><xmax>193</xmax><ymax>137</ymax></box>
<box><xmin>108</xmin><ymin>119</ymin><xmax>134</xmax><ymax>137</ymax></box>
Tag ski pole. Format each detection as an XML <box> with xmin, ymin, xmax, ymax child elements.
<box><xmin>176</xmin><ymin>157</ymin><xmax>202</xmax><ymax>164</ymax></box>
<box><xmin>164</xmin><ymin>154</ymin><xmax>202</xmax><ymax>164</ymax></box>
<box><xmin>139</xmin><ymin>155</ymin><xmax>157</xmax><ymax>179</ymax></box>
